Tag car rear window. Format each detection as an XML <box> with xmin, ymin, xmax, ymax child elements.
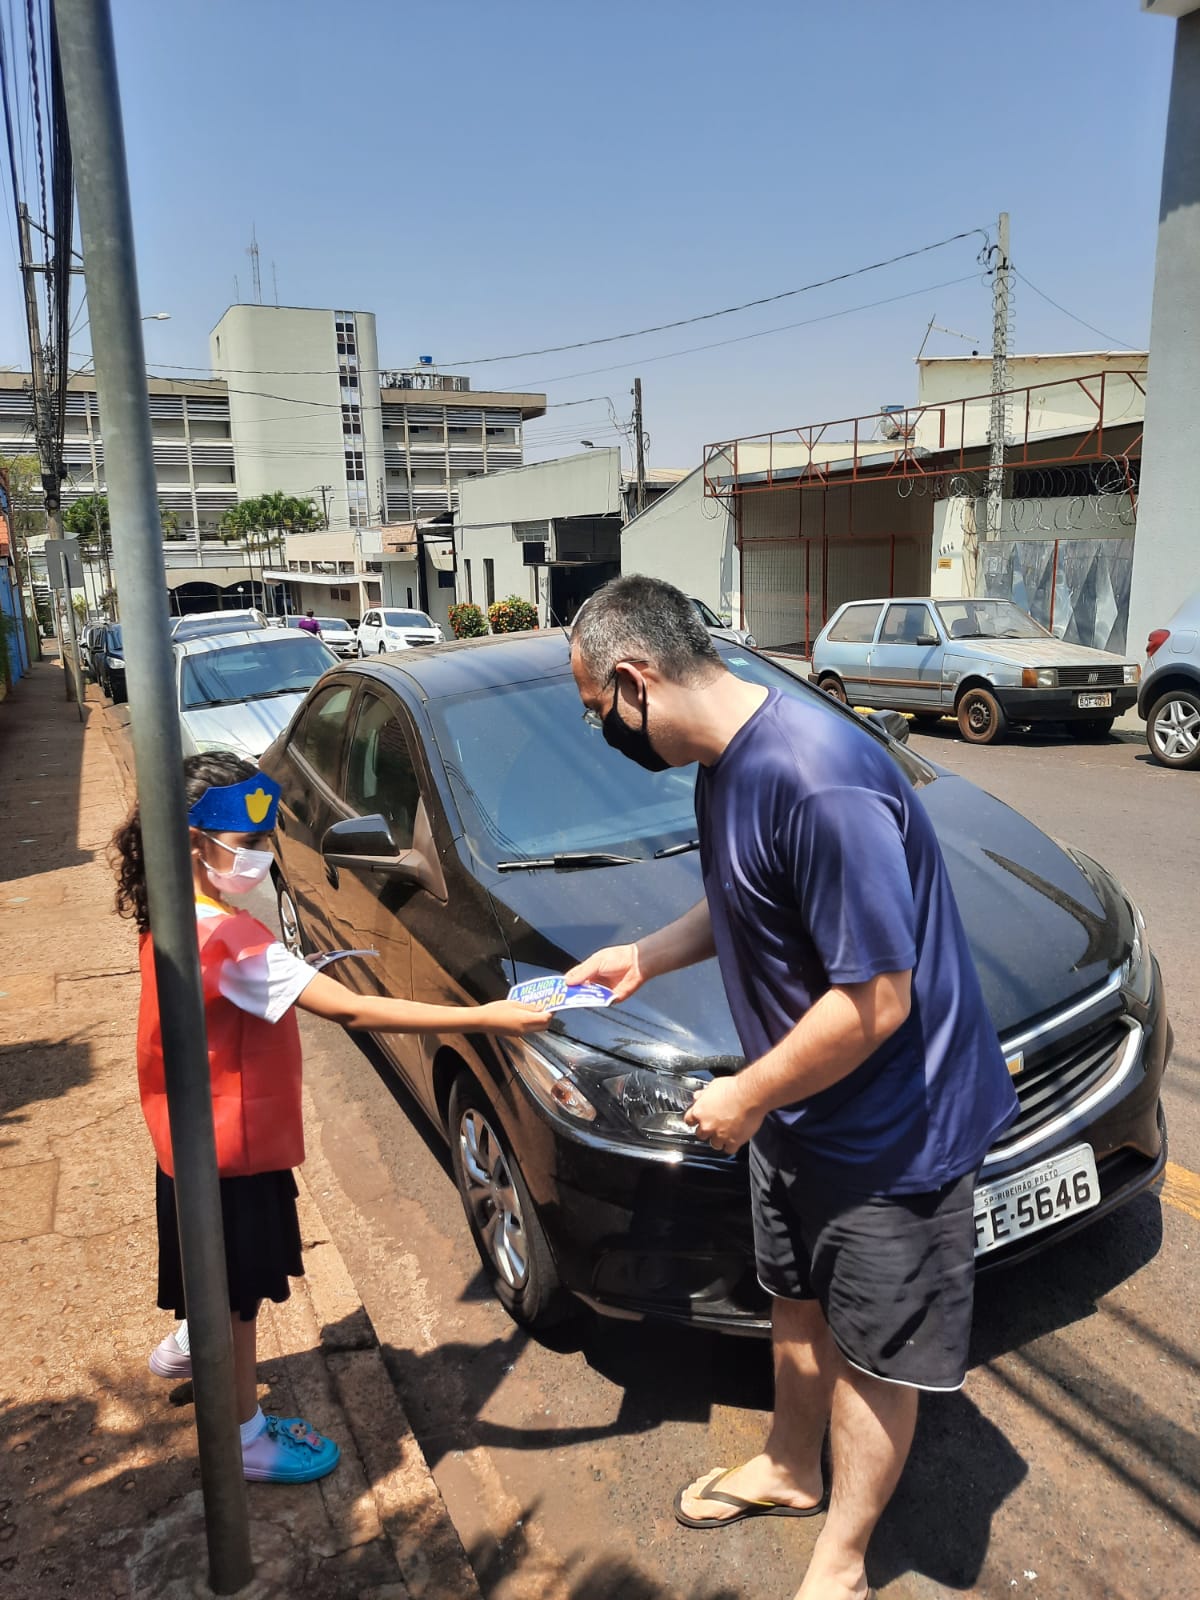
<box><xmin>827</xmin><ymin>604</ymin><xmax>882</xmax><ymax>644</ymax></box>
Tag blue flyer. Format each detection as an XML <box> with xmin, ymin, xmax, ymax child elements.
<box><xmin>507</xmin><ymin>976</ymin><xmax>615</xmax><ymax>1010</ymax></box>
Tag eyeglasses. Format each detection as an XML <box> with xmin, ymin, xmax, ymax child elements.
<box><xmin>581</xmin><ymin>659</ymin><xmax>649</xmax><ymax>729</ymax></box>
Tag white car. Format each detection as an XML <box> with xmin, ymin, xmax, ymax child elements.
<box><xmin>175</xmin><ymin>628</ymin><xmax>337</xmax><ymax>761</ymax></box>
<box><xmin>357</xmin><ymin>606</ymin><xmax>443</xmax><ymax>654</ymax></box>
<box><xmin>283</xmin><ymin>614</ymin><xmax>359</xmax><ymax>659</ymax></box>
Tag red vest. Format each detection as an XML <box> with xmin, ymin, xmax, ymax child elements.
<box><xmin>137</xmin><ymin>905</ymin><xmax>305</xmax><ymax>1178</ymax></box>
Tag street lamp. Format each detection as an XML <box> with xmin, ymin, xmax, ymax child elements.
<box><xmin>142</xmin><ymin>312</ymin><xmax>171</xmax><ymax>321</ymax></box>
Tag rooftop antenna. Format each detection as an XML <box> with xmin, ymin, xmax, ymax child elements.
<box><xmin>916</xmin><ymin>313</ymin><xmax>982</xmax><ymax>361</ymax></box>
<box><xmin>271</xmin><ymin>261</ymin><xmax>279</xmax><ymax>306</ymax></box>
<box><xmin>247</xmin><ymin>225</ymin><xmax>262</xmax><ymax>304</ymax></box>
<box><xmin>233</xmin><ymin>272</ymin><xmax>240</xmax><ymax>303</ymax></box>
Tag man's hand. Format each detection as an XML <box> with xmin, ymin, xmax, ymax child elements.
<box><xmin>563</xmin><ymin>943</ymin><xmax>644</xmax><ymax>1002</ymax></box>
<box><xmin>684</xmin><ymin>1075</ymin><xmax>764</xmax><ymax>1155</ymax></box>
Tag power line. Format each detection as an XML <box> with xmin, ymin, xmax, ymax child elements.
<box><xmin>1011</xmin><ymin>268</ymin><xmax>1138</xmax><ymax>352</ymax></box>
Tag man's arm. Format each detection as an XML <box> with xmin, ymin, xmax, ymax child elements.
<box><xmin>684</xmin><ymin>969</ymin><xmax>912</xmax><ymax>1153</ymax></box>
<box><xmin>564</xmin><ymin>898</ymin><xmax>714</xmax><ymax>1001</ymax></box>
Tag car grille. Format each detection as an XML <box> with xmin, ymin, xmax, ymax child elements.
<box><xmin>1057</xmin><ymin>665</ymin><xmax>1123</xmax><ymax>689</ymax></box>
<box><xmin>404</xmin><ymin>634</ymin><xmax>433</xmax><ymax>646</ymax></box>
<box><xmin>1006</xmin><ymin>1016</ymin><xmax>1131</xmax><ymax>1144</ymax></box>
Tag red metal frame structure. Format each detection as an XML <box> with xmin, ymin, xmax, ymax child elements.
<box><xmin>703</xmin><ymin>369</ymin><xmax>1147</xmax><ymax>497</ymax></box>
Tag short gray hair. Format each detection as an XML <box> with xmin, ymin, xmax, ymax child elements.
<box><xmin>573</xmin><ymin>575</ymin><xmax>722</xmax><ymax>685</ymax></box>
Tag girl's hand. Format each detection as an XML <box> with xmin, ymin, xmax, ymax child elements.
<box><xmin>477</xmin><ymin>1000</ymin><xmax>554</xmax><ymax>1035</ymax></box>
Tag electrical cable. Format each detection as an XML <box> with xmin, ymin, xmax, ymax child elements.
<box><xmin>1011</xmin><ymin>268</ymin><xmax>1138</xmax><ymax>352</ymax></box>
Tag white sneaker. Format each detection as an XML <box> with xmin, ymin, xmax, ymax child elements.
<box><xmin>148</xmin><ymin>1330</ymin><xmax>192</xmax><ymax>1380</ymax></box>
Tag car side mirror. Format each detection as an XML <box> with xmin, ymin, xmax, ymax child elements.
<box><xmin>866</xmin><ymin>710</ymin><xmax>911</xmax><ymax>745</ymax></box>
<box><xmin>916</xmin><ymin>633</ymin><xmax>940</xmax><ymax>648</ymax></box>
<box><xmin>320</xmin><ymin>809</ymin><xmax>447</xmax><ymax>899</ymax></box>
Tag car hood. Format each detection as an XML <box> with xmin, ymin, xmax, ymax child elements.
<box><xmin>180</xmin><ymin>694</ymin><xmax>308</xmax><ymax>759</ymax></box>
<box><xmin>488</xmin><ymin>772</ymin><xmax>1131</xmax><ymax>1068</ymax></box>
<box><xmin>951</xmin><ymin>638</ymin><xmax>1135</xmax><ymax>669</ymax></box>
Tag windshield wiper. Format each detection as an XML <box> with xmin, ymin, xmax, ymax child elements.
<box><xmin>244</xmin><ymin>687</ymin><xmax>312</xmax><ymax>701</ymax></box>
<box><xmin>187</xmin><ymin>695</ymin><xmax>244</xmax><ymax>708</ymax></box>
<box><xmin>496</xmin><ymin>851</ymin><xmax>640</xmax><ymax>872</ymax></box>
<box><xmin>654</xmin><ymin>838</ymin><xmax>700</xmax><ymax>859</ymax></box>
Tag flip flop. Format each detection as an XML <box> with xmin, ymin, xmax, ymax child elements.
<box><xmin>674</xmin><ymin>1466</ymin><xmax>828</xmax><ymax>1529</ymax></box>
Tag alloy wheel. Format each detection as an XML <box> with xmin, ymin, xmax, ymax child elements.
<box><xmin>458</xmin><ymin>1108</ymin><xmax>529</xmax><ymax>1290</ymax></box>
<box><xmin>277</xmin><ymin>885</ymin><xmax>304</xmax><ymax>957</ymax></box>
<box><xmin>1153</xmin><ymin>697</ymin><xmax>1200</xmax><ymax>760</ymax></box>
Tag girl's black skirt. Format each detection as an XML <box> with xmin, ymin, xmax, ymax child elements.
<box><xmin>155</xmin><ymin>1166</ymin><xmax>304</xmax><ymax>1323</ymax></box>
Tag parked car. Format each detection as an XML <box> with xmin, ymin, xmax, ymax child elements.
<box><xmin>95</xmin><ymin>623</ymin><xmax>126</xmax><ymax>703</ymax></box>
<box><xmin>175</xmin><ymin>628</ymin><xmax>337</xmax><ymax>761</ymax></box>
<box><xmin>171</xmin><ymin>608</ymin><xmax>272</xmax><ymax>643</ymax></box>
<box><xmin>284</xmin><ymin>614</ymin><xmax>359</xmax><ymax>659</ymax></box>
<box><xmin>1138</xmin><ymin>591</ymin><xmax>1200</xmax><ymax>771</ymax></box>
<box><xmin>78</xmin><ymin>620</ymin><xmax>108</xmax><ymax>680</ymax></box>
<box><xmin>356</xmin><ymin>607</ymin><xmax>443</xmax><ymax>654</ymax></box>
<box><xmin>811</xmin><ymin>596</ymin><xmax>1141</xmax><ymax>745</ymax></box>
<box><xmin>691</xmin><ymin>596</ymin><xmax>757</xmax><ymax>650</ymax></box>
<box><xmin>260</xmin><ymin>632</ymin><xmax>1169</xmax><ymax>1336</ymax></box>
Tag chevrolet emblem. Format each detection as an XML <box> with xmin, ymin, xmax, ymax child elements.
<box><xmin>1005</xmin><ymin>1051</ymin><xmax>1025</xmax><ymax>1078</ymax></box>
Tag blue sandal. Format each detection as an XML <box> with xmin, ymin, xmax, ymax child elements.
<box><xmin>242</xmin><ymin>1416</ymin><xmax>341</xmax><ymax>1483</ymax></box>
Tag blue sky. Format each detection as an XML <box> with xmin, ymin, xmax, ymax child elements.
<box><xmin>1</xmin><ymin>0</ymin><xmax>1174</xmax><ymax>468</ymax></box>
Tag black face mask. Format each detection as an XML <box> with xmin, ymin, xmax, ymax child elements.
<box><xmin>602</xmin><ymin>677</ymin><xmax>670</xmax><ymax>772</ymax></box>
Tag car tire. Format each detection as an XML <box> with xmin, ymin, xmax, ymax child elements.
<box><xmin>448</xmin><ymin>1074</ymin><xmax>573</xmax><ymax>1334</ymax></box>
<box><xmin>111</xmin><ymin>678</ymin><xmax>127</xmax><ymax>705</ymax></box>
<box><xmin>1145</xmin><ymin>687</ymin><xmax>1200</xmax><ymax>770</ymax></box>
<box><xmin>818</xmin><ymin>675</ymin><xmax>848</xmax><ymax>704</ymax></box>
<box><xmin>356</xmin><ymin>641</ymin><xmax>364</xmax><ymax>658</ymax></box>
<box><xmin>275</xmin><ymin>876</ymin><xmax>309</xmax><ymax>957</ymax></box>
<box><xmin>911</xmin><ymin>713</ymin><xmax>944</xmax><ymax>730</ymax></box>
<box><xmin>378</xmin><ymin>643</ymin><xmax>387</xmax><ymax>655</ymax></box>
<box><xmin>957</xmin><ymin>686</ymin><xmax>1007</xmax><ymax>745</ymax></box>
<box><xmin>1069</xmin><ymin>717</ymin><xmax>1116</xmax><ymax>741</ymax></box>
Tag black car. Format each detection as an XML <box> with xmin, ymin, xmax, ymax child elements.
<box><xmin>95</xmin><ymin>623</ymin><xmax>126</xmax><ymax>703</ymax></box>
<box><xmin>261</xmin><ymin>633</ymin><xmax>1170</xmax><ymax>1335</ymax></box>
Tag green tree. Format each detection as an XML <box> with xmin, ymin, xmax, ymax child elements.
<box><xmin>219</xmin><ymin>493</ymin><xmax>322</xmax><ymax>607</ymax></box>
<box><xmin>63</xmin><ymin>492</ymin><xmax>111</xmax><ymax>561</ymax></box>
<box><xmin>0</xmin><ymin>454</ymin><xmax>52</xmax><ymax>633</ymax></box>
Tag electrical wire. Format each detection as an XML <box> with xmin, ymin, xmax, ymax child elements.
<box><xmin>1012</xmin><ymin>268</ymin><xmax>1138</xmax><ymax>352</ymax></box>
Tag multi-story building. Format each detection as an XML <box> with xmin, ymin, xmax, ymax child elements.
<box><xmin>0</xmin><ymin>303</ymin><xmax>544</xmax><ymax>619</ymax></box>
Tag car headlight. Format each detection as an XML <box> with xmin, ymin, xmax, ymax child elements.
<box><xmin>1123</xmin><ymin>663</ymin><xmax>1140</xmax><ymax>685</ymax></box>
<box><xmin>1121</xmin><ymin>897</ymin><xmax>1153</xmax><ymax>1006</ymax></box>
<box><xmin>744</xmin><ymin>634</ymin><xmax>757</xmax><ymax>649</ymax></box>
<box><xmin>505</xmin><ymin>1033</ymin><xmax>707</xmax><ymax>1147</ymax></box>
<box><xmin>1021</xmin><ymin>667</ymin><xmax>1058</xmax><ymax>688</ymax></box>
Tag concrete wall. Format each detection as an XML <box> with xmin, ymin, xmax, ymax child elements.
<box><xmin>211</xmin><ymin>305</ymin><xmax>385</xmax><ymax>534</ymax></box>
<box><xmin>621</xmin><ymin>466</ymin><xmax>736</xmax><ymax>616</ymax></box>
<box><xmin>915</xmin><ymin>352</ymin><xmax>1147</xmax><ymax>453</ymax></box>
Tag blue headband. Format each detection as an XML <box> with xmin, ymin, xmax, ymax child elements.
<box><xmin>188</xmin><ymin>772</ymin><xmax>282</xmax><ymax>833</ymax></box>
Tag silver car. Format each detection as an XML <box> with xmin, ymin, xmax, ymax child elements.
<box><xmin>175</xmin><ymin>628</ymin><xmax>337</xmax><ymax>762</ymax></box>
<box><xmin>1138</xmin><ymin>590</ymin><xmax>1200</xmax><ymax>770</ymax></box>
<box><xmin>811</xmin><ymin>596</ymin><xmax>1141</xmax><ymax>746</ymax></box>
<box><xmin>691</xmin><ymin>596</ymin><xmax>756</xmax><ymax>650</ymax></box>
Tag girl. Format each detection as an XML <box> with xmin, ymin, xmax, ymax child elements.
<box><xmin>113</xmin><ymin>750</ymin><xmax>549</xmax><ymax>1485</ymax></box>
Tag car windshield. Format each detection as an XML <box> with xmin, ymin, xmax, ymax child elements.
<box><xmin>692</xmin><ymin>598</ymin><xmax>724</xmax><ymax>628</ymax></box>
<box><xmin>318</xmin><ymin>618</ymin><xmax>352</xmax><ymax>633</ymax></box>
<box><xmin>383</xmin><ymin>610</ymin><xmax>431</xmax><ymax>628</ymax></box>
<box><xmin>180</xmin><ymin>635</ymin><xmax>334</xmax><ymax>710</ymax></box>
<box><xmin>935</xmin><ymin>599</ymin><xmax>1049</xmax><ymax>640</ymax></box>
<box><xmin>428</xmin><ymin>650</ymin><xmax>934</xmax><ymax>867</ymax></box>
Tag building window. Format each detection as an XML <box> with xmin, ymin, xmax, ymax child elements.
<box><xmin>464</xmin><ymin>558</ymin><xmax>473</xmax><ymax>603</ymax></box>
<box><xmin>484</xmin><ymin>557</ymin><xmax>495</xmax><ymax>608</ymax></box>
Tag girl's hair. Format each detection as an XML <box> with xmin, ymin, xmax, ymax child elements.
<box><xmin>111</xmin><ymin>750</ymin><xmax>259</xmax><ymax>933</ymax></box>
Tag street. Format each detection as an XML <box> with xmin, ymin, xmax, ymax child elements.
<box><xmin>291</xmin><ymin>724</ymin><xmax>1200</xmax><ymax>1600</ymax></box>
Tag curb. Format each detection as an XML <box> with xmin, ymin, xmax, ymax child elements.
<box><xmin>95</xmin><ymin>698</ymin><xmax>483</xmax><ymax>1600</ymax></box>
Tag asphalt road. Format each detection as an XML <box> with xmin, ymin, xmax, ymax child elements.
<box><xmin>293</xmin><ymin>722</ymin><xmax>1200</xmax><ymax>1600</ymax></box>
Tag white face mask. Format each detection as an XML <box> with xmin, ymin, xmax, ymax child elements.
<box><xmin>203</xmin><ymin>836</ymin><xmax>274</xmax><ymax>896</ymax></box>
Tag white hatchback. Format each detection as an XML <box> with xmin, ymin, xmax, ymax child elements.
<box><xmin>357</xmin><ymin>606</ymin><xmax>443</xmax><ymax>654</ymax></box>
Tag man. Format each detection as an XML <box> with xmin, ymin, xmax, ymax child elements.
<box><xmin>297</xmin><ymin>610</ymin><xmax>321</xmax><ymax>636</ymax></box>
<box><xmin>568</xmin><ymin>576</ymin><xmax>1018</xmax><ymax>1600</ymax></box>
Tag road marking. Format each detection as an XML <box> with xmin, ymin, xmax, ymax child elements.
<box><xmin>1161</xmin><ymin>1161</ymin><xmax>1200</xmax><ymax>1224</ymax></box>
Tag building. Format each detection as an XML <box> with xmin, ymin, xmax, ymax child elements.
<box><xmin>447</xmin><ymin>449</ymin><xmax>687</xmax><ymax>628</ymax></box>
<box><xmin>623</xmin><ymin>352</ymin><xmax>1148</xmax><ymax>654</ymax></box>
<box><xmin>0</xmin><ymin>303</ymin><xmax>545</xmax><ymax>620</ymax></box>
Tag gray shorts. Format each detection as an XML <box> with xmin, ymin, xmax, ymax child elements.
<box><xmin>749</xmin><ymin>1124</ymin><xmax>979</xmax><ymax>1392</ymax></box>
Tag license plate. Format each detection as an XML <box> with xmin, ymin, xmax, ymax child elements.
<box><xmin>973</xmin><ymin>1143</ymin><xmax>1100</xmax><ymax>1255</ymax></box>
<box><xmin>1077</xmin><ymin>692</ymin><xmax>1112</xmax><ymax>709</ymax></box>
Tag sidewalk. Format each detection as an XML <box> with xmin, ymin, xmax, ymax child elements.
<box><xmin>0</xmin><ymin>656</ymin><xmax>481</xmax><ymax>1599</ymax></box>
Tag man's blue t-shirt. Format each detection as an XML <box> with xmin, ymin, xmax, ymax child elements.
<box><xmin>694</xmin><ymin>688</ymin><xmax>1018</xmax><ymax>1195</ymax></box>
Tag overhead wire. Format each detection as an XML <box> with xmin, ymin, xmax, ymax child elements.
<box><xmin>1011</xmin><ymin>268</ymin><xmax>1138</xmax><ymax>352</ymax></box>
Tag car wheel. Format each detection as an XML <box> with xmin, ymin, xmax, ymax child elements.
<box><xmin>1146</xmin><ymin>688</ymin><xmax>1200</xmax><ymax>770</ymax></box>
<box><xmin>356</xmin><ymin>641</ymin><xmax>364</xmax><ymax>658</ymax></box>
<box><xmin>957</xmin><ymin>686</ymin><xmax>1007</xmax><ymax>745</ymax></box>
<box><xmin>1068</xmin><ymin>717</ymin><xmax>1116</xmax><ymax>741</ymax></box>
<box><xmin>111</xmin><ymin>678</ymin><xmax>127</xmax><ymax>705</ymax></box>
<box><xmin>911</xmin><ymin>713</ymin><xmax>944</xmax><ymax>729</ymax></box>
<box><xmin>448</xmin><ymin>1074</ymin><xmax>572</xmax><ymax>1333</ymax></box>
<box><xmin>378</xmin><ymin>642</ymin><xmax>387</xmax><ymax>655</ymax></box>
<box><xmin>275</xmin><ymin>877</ymin><xmax>309</xmax><ymax>956</ymax></box>
<box><xmin>818</xmin><ymin>675</ymin><xmax>848</xmax><ymax>704</ymax></box>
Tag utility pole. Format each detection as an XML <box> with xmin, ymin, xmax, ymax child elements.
<box><xmin>317</xmin><ymin>483</ymin><xmax>331</xmax><ymax>528</ymax></box>
<box><xmin>55</xmin><ymin>2</ymin><xmax>254</xmax><ymax>1592</ymax></box>
<box><xmin>632</xmin><ymin>377</ymin><xmax>647</xmax><ymax>516</ymax></box>
<box><xmin>976</xmin><ymin>211</ymin><xmax>1011</xmax><ymax>597</ymax></box>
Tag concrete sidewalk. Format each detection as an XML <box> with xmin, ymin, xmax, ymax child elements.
<box><xmin>0</xmin><ymin>656</ymin><xmax>481</xmax><ymax>1599</ymax></box>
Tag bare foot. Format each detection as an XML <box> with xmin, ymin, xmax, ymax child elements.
<box><xmin>677</xmin><ymin>1452</ymin><xmax>825</xmax><ymax>1525</ymax></box>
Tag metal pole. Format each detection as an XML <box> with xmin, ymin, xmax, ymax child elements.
<box><xmin>978</xmin><ymin>211</ymin><xmax>1011</xmax><ymax>596</ymax></box>
<box><xmin>54</xmin><ymin>4</ymin><xmax>254</xmax><ymax>1591</ymax></box>
<box><xmin>632</xmin><ymin>377</ymin><xmax>646</xmax><ymax>515</ymax></box>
